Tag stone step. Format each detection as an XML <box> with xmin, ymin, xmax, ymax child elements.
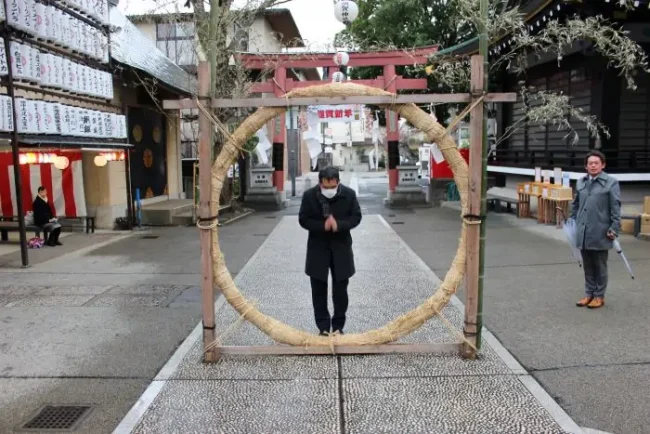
<box><xmin>171</xmin><ymin>211</ymin><xmax>194</xmax><ymax>226</ymax></box>
<box><xmin>141</xmin><ymin>200</ymin><xmax>194</xmax><ymax>226</ymax></box>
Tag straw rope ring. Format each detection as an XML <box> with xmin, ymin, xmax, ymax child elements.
<box><xmin>209</xmin><ymin>82</ymin><xmax>470</xmax><ymax>347</ymax></box>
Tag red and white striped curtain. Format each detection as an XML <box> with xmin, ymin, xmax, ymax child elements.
<box><xmin>0</xmin><ymin>151</ymin><xmax>87</xmax><ymax>218</ymax></box>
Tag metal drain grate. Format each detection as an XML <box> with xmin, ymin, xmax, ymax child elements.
<box><xmin>264</xmin><ymin>216</ymin><xmax>277</xmax><ymax>219</ymax></box>
<box><xmin>140</xmin><ymin>235</ymin><xmax>159</xmax><ymax>239</ymax></box>
<box><xmin>391</xmin><ymin>221</ymin><xmax>405</xmax><ymax>225</ymax></box>
<box><xmin>19</xmin><ymin>405</ymin><xmax>92</xmax><ymax>432</ymax></box>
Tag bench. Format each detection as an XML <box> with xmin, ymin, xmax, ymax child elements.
<box><xmin>0</xmin><ymin>216</ymin><xmax>95</xmax><ymax>242</ymax></box>
<box><xmin>486</xmin><ymin>187</ymin><xmax>520</xmax><ymax>215</ymax></box>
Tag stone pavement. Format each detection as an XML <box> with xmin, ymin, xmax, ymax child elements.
<box><xmin>116</xmin><ymin>215</ymin><xmax>581</xmax><ymax>434</ymax></box>
<box><xmin>386</xmin><ymin>204</ymin><xmax>650</xmax><ymax>434</ymax></box>
<box><xmin>0</xmin><ymin>216</ymin><xmax>278</xmax><ymax>434</ymax></box>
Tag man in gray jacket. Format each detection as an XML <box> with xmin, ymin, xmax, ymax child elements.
<box><xmin>570</xmin><ymin>150</ymin><xmax>621</xmax><ymax>309</ymax></box>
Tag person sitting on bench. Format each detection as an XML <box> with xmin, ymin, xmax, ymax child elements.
<box><xmin>33</xmin><ymin>186</ymin><xmax>62</xmax><ymax>247</ymax></box>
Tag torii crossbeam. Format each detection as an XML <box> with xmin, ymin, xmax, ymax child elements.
<box><xmin>162</xmin><ymin>56</ymin><xmax>516</xmax><ymax>361</ymax></box>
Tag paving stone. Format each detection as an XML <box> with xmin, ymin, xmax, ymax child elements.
<box><xmin>171</xmin><ymin>340</ymin><xmax>338</xmax><ymax>380</ymax></box>
<box><xmin>343</xmin><ymin>376</ymin><xmax>567</xmax><ymax>434</ymax></box>
<box><xmin>135</xmin><ymin>379</ymin><xmax>340</xmax><ymax>434</ymax></box>
<box><xmin>84</xmin><ymin>295</ymin><xmax>171</xmax><ymax>307</ymax></box>
<box><xmin>125</xmin><ymin>215</ymin><xmax>571</xmax><ymax>434</ymax></box>
<box><xmin>0</xmin><ymin>285</ymin><xmax>46</xmax><ymax>296</ymax></box>
<box><xmin>340</xmin><ymin>345</ymin><xmax>511</xmax><ymax>378</ymax></box>
<box><xmin>0</xmin><ymin>296</ymin><xmax>24</xmax><ymax>307</ymax></box>
<box><xmin>107</xmin><ymin>284</ymin><xmax>188</xmax><ymax>296</ymax></box>
<box><xmin>34</xmin><ymin>285</ymin><xmax>114</xmax><ymax>296</ymax></box>
<box><xmin>7</xmin><ymin>295</ymin><xmax>95</xmax><ymax>307</ymax></box>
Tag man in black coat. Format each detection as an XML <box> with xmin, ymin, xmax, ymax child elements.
<box><xmin>299</xmin><ymin>167</ymin><xmax>362</xmax><ymax>335</ymax></box>
<box><xmin>32</xmin><ymin>186</ymin><xmax>62</xmax><ymax>246</ymax></box>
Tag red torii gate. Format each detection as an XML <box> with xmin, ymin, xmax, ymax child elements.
<box><xmin>236</xmin><ymin>45</ymin><xmax>439</xmax><ymax>192</ymax></box>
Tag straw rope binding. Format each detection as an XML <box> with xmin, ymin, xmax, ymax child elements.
<box><xmin>208</xmin><ymin>82</ymin><xmax>471</xmax><ymax>348</ymax></box>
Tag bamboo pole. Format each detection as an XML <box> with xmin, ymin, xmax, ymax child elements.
<box><xmin>197</xmin><ymin>62</ymin><xmax>217</xmax><ymax>362</ymax></box>
<box><xmin>463</xmin><ymin>56</ymin><xmax>485</xmax><ymax>359</ymax></box>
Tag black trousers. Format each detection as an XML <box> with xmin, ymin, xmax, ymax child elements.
<box><xmin>43</xmin><ymin>223</ymin><xmax>61</xmax><ymax>246</ymax></box>
<box><xmin>310</xmin><ymin>272</ymin><xmax>349</xmax><ymax>333</ymax></box>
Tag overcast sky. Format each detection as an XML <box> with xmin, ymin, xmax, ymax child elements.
<box><xmin>117</xmin><ymin>0</ymin><xmax>345</xmax><ymax>51</ymax></box>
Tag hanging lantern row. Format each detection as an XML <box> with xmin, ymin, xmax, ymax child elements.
<box><xmin>94</xmin><ymin>151</ymin><xmax>125</xmax><ymax>167</ymax></box>
<box><xmin>334</xmin><ymin>1</ymin><xmax>359</xmax><ymax>25</ymax></box>
<box><xmin>19</xmin><ymin>152</ymin><xmax>57</xmax><ymax>165</ymax></box>
<box><xmin>18</xmin><ymin>152</ymin><xmax>70</xmax><ymax>170</ymax></box>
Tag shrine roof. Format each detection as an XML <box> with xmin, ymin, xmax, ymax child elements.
<box><xmin>110</xmin><ymin>7</ymin><xmax>198</xmax><ymax>95</ymax></box>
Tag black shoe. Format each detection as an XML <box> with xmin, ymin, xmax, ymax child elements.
<box><xmin>55</xmin><ymin>241</ymin><xmax>62</xmax><ymax>246</ymax></box>
<box><xmin>333</xmin><ymin>329</ymin><xmax>344</xmax><ymax>335</ymax></box>
<box><xmin>318</xmin><ymin>330</ymin><xmax>329</xmax><ymax>336</ymax></box>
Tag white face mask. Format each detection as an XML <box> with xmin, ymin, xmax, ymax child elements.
<box><xmin>321</xmin><ymin>187</ymin><xmax>337</xmax><ymax>199</ymax></box>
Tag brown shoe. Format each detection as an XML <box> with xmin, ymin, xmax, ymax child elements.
<box><xmin>576</xmin><ymin>297</ymin><xmax>593</xmax><ymax>307</ymax></box>
<box><xmin>587</xmin><ymin>298</ymin><xmax>605</xmax><ymax>309</ymax></box>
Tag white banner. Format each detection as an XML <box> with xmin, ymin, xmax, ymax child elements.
<box><xmin>311</xmin><ymin>105</ymin><xmax>362</xmax><ymax>123</ymax></box>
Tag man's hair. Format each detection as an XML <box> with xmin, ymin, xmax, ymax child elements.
<box><xmin>585</xmin><ymin>150</ymin><xmax>606</xmax><ymax>165</ymax></box>
<box><xmin>318</xmin><ymin>166</ymin><xmax>340</xmax><ymax>182</ymax></box>
<box><xmin>37</xmin><ymin>186</ymin><xmax>46</xmax><ymax>193</ymax></box>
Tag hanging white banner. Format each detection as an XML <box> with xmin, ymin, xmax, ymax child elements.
<box><xmin>311</xmin><ymin>104</ymin><xmax>361</xmax><ymax>123</ymax></box>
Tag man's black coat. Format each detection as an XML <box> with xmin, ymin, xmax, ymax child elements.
<box><xmin>298</xmin><ymin>185</ymin><xmax>362</xmax><ymax>282</ymax></box>
<box><xmin>32</xmin><ymin>196</ymin><xmax>54</xmax><ymax>227</ymax></box>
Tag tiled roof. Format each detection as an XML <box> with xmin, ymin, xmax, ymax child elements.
<box><xmin>109</xmin><ymin>7</ymin><xmax>197</xmax><ymax>95</ymax></box>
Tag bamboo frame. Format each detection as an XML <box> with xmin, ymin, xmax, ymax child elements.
<box><xmin>463</xmin><ymin>56</ymin><xmax>485</xmax><ymax>359</ymax></box>
<box><xmin>162</xmin><ymin>93</ymin><xmax>517</xmax><ymax>110</ymax></box>
<box><xmin>197</xmin><ymin>63</ymin><xmax>218</xmax><ymax>362</ymax></box>
<box><xmin>162</xmin><ymin>58</ymin><xmax>517</xmax><ymax>360</ymax></box>
<box><xmin>219</xmin><ymin>343</ymin><xmax>462</xmax><ymax>356</ymax></box>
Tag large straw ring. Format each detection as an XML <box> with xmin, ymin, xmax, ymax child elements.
<box><xmin>209</xmin><ymin>82</ymin><xmax>470</xmax><ymax>347</ymax></box>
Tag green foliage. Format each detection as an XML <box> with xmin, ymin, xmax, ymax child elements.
<box><xmin>335</xmin><ymin>0</ymin><xmax>473</xmax><ymax>123</ymax></box>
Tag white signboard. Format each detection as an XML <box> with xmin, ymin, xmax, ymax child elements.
<box><xmin>312</xmin><ymin>105</ymin><xmax>361</xmax><ymax>123</ymax></box>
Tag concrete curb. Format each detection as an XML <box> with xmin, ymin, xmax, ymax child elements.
<box><xmin>377</xmin><ymin>214</ymin><xmax>586</xmax><ymax>434</ymax></box>
<box><xmin>112</xmin><ymin>217</ymin><xmax>280</xmax><ymax>434</ymax></box>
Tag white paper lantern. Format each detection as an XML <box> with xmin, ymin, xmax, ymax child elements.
<box><xmin>0</xmin><ymin>96</ymin><xmax>14</xmax><ymax>132</ymax></box>
<box><xmin>36</xmin><ymin>101</ymin><xmax>46</xmax><ymax>133</ymax></box>
<box><xmin>94</xmin><ymin>154</ymin><xmax>107</xmax><ymax>167</ymax></box>
<box><xmin>68</xmin><ymin>106</ymin><xmax>79</xmax><ymax>136</ymax></box>
<box><xmin>53</xmin><ymin>155</ymin><xmax>69</xmax><ymax>170</ymax></box>
<box><xmin>14</xmin><ymin>98</ymin><xmax>28</xmax><ymax>133</ymax></box>
<box><xmin>34</xmin><ymin>1</ymin><xmax>45</xmax><ymax>39</ymax></box>
<box><xmin>44</xmin><ymin>102</ymin><xmax>56</xmax><ymax>134</ymax></box>
<box><xmin>0</xmin><ymin>38</ymin><xmax>8</xmax><ymax>77</ymax></box>
<box><xmin>26</xmin><ymin>100</ymin><xmax>38</xmax><ymax>133</ymax></box>
<box><xmin>44</xmin><ymin>6</ymin><xmax>54</xmax><ymax>42</ymax></box>
<box><xmin>40</xmin><ymin>52</ymin><xmax>50</xmax><ymax>86</ymax></box>
<box><xmin>0</xmin><ymin>0</ymin><xmax>6</xmax><ymax>23</ymax></box>
<box><xmin>10</xmin><ymin>41</ymin><xmax>27</xmax><ymax>80</ymax></box>
<box><xmin>52</xmin><ymin>55</ymin><xmax>63</xmax><ymax>88</ymax></box>
<box><xmin>334</xmin><ymin>1</ymin><xmax>359</xmax><ymax>25</ymax></box>
<box><xmin>7</xmin><ymin>0</ymin><xmax>25</xmax><ymax>31</ymax></box>
<box><xmin>61</xmin><ymin>58</ymin><xmax>71</xmax><ymax>91</ymax></box>
<box><xmin>331</xmin><ymin>71</ymin><xmax>346</xmax><ymax>83</ymax></box>
<box><xmin>33</xmin><ymin>48</ymin><xmax>40</xmax><ymax>82</ymax></box>
<box><xmin>22</xmin><ymin>0</ymin><xmax>34</xmax><ymax>35</ymax></box>
<box><xmin>333</xmin><ymin>51</ymin><xmax>349</xmax><ymax>66</ymax></box>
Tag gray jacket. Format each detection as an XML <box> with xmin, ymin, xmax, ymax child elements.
<box><xmin>570</xmin><ymin>172</ymin><xmax>621</xmax><ymax>251</ymax></box>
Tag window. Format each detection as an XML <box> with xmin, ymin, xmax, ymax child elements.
<box><xmin>156</xmin><ymin>22</ymin><xmax>196</xmax><ymax>66</ymax></box>
<box><xmin>232</xmin><ymin>22</ymin><xmax>249</xmax><ymax>52</ymax></box>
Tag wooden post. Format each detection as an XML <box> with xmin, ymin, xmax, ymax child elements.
<box><xmin>463</xmin><ymin>55</ymin><xmax>485</xmax><ymax>359</ymax></box>
<box><xmin>197</xmin><ymin>62</ymin><xmax>217</xmax><ymax>362</ymax></box>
